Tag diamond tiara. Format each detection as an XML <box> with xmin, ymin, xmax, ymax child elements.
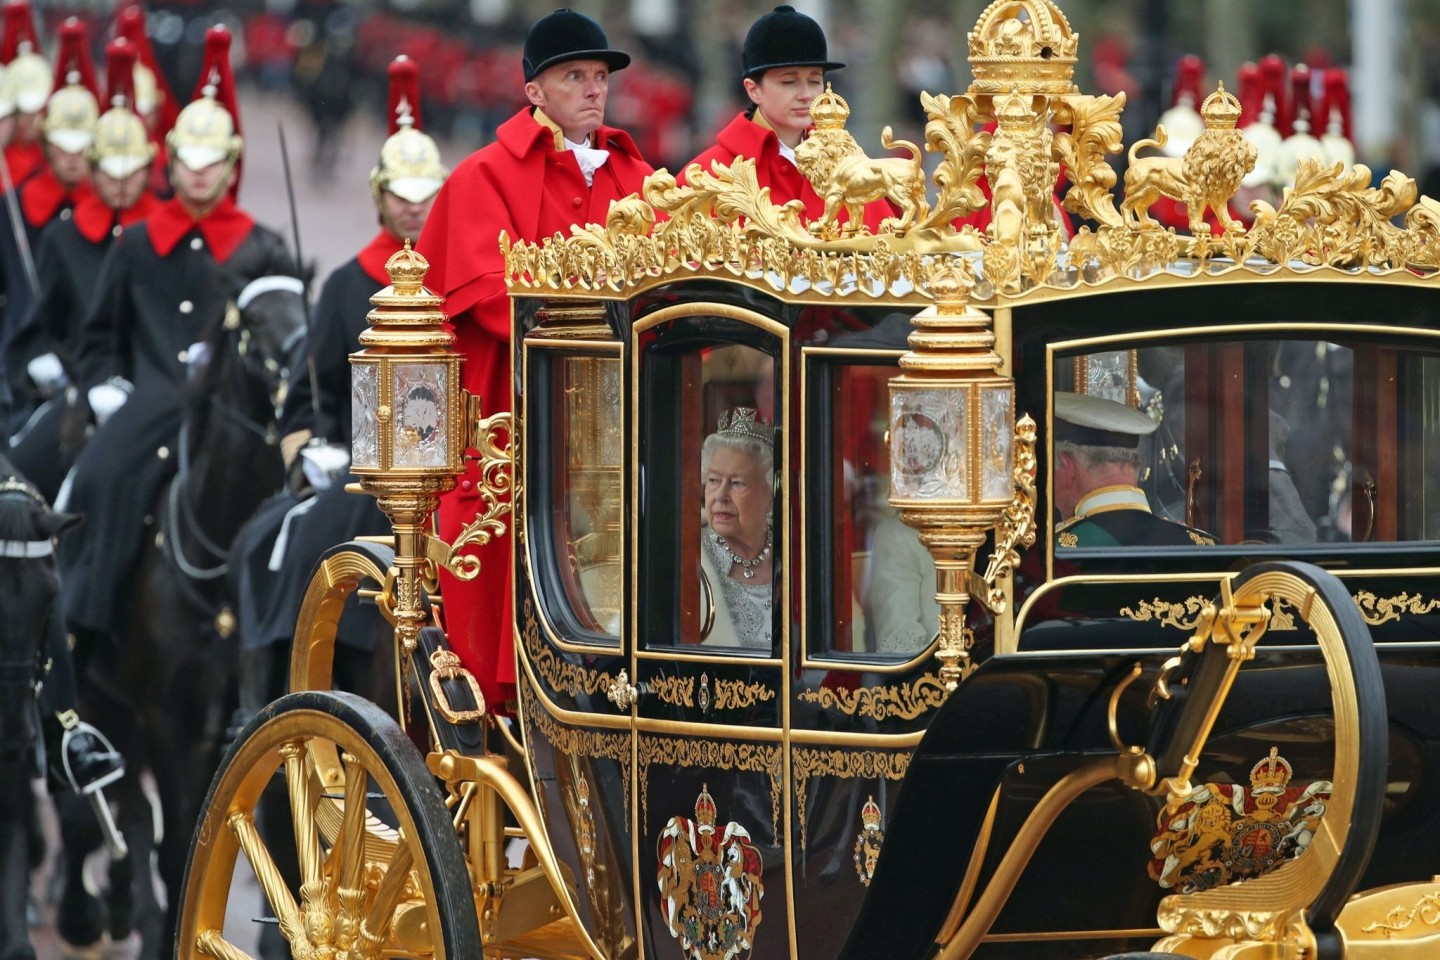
<box><xmin>716</xmin><ymin>407</ymin><xmax>774</xmax><ymax>448</ymax></box>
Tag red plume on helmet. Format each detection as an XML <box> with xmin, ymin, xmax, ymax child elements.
<box><xmin>1259</xmin><ymin>54</ymin><xmax>1290</xmax><ymax>135</ymax></box>
<box><xmin>192</xmin><ymin>25</ymin><xmax>241</xmax><ymax>137</ymax></box>
<box><xmin>1236</xmin><ymin>62</ymin><xmax>1263</xmax><ymax>128</ymax></box>
<box><xmin>104</xmin><ymin>36</ymin><xmax>139</xmax><ymax>110</ymax></box>
<box><xmin>1</xmin><ymin>1</ymin><xmax>41</xmax><ymax>64</ymax></box>
<box><xmin>1171</xmin><ymin>54</ymin><xmax>1205</xmax><ymax>107</ymax></box>
<box><xmin>1319</xmin><ymin>68</ymin><xmax>1353</xmax><ymax>141</ymax></box>
<box><xmin>52</xmin><ymin>18</ymin><xmax>100</xmax><ymax>100</ymax></box>
<box><xmin>1289</xmin><ymin>64</ymin><xmax>1315</xmax><ymax>132</ymax></box>
<box><xmin>387</xmin><ymin>54</ymin><xmax>423</xmax><ymax>134</ymax></box>
<box><xmin>117</xmin><ymin>4</ymin><xmax>180</xmax><ymax>135</ymax></box>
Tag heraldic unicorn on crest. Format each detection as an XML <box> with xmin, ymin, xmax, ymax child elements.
<box><xmin>657</xmin><ymin>785</ymin><xmax>766</xmax><ymax>960</ymax></box>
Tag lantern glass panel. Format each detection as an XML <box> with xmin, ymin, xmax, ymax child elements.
<box><xmin>980</xmin><ymin>383</ymin><xmax>1014</xmax><ymax>501</ymax></box>
<box><xmin>391</xmin><ymin>362</ymin><xmax>449</xmax><ymax>469</ymax></box>
<box><xmin>890</xmin><ymin>385</ymin><xmax>968</xmax><ymax>500</ymax></box>
<box><xmin>351</xmin><ymin>361</ymin><xmax>379</xmax><ymax>469</ymax></box>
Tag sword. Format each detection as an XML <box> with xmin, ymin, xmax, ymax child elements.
<box><xmin>0</xmin><ymin>147</ymin><xmax>41</xmax><ymax>303</ymax></box>
<box><xmin>276</xmin><ymin>121</ymin><xmax>322</xmax><ymax>423</ymax></box>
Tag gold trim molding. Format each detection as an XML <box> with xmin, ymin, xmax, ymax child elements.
<box><xmin>797</xmin><ymin>674</ymin><xmax>947</xmax><ymax>721</ymax></box>
<box><xmin>791</xmin><ymin>749</ymin><xmax>911</xmax><ymax>851</ymax></box>
<box><xmin>521</xmin><ymin>598</ymin><xmax>617</xmax><ymax>698</ymax></box>
<box><xmin>520</xmin><ymin>678</ymin><xmax>632</xmax><ymax>817</ymax></box>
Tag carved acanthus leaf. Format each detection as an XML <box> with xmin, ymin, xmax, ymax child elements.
<box><xmin>917</xmin><ymin>91</ymin><xmax>991</xmax><ymax>229</ymax></box>
<box><xmin>1054</xmin><ymin>93</ymin><xmax>1126</xmax><ymax>228</ymax></box>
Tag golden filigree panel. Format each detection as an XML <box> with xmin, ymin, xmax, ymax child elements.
<box><xmin>796</xmin><ymin>674</ymin><xmax>946</xmax><ymax>721</ymax></box>
<box><xmin>647</xmin><ymin>675</ymin><xmax>695</xmax><ymax>709</ymax></box>
<box><xmin>713</xmin><ymin>680</ymin><xmax>775</xmax><ymax>711</ymax></box>
<box><xmin>791</xmin><ymin>749</ymin><xmax>911</xmax><ymax>851</ymax></box>
<box><xmin>1120</xmin><ymin>590</ymin><xmax>1440</xmax><ymax>633</ymax></box>
<box><xmin>1358</xmin><ymin>890</ymin><xmax>1440</xmax><ymax>937</ymax></box>
<box><xmin>638</xmin><ymin>736</ymin><xmax>782</xmax><ymax>844</ymax></box>
<box><xmin>520</xmin><ymin>678</ymin><xmax>631</xmax><ymax>818</ymax></box>
<box><xmin>520</xmin><ymin>598</ymin><xmax>616</xmax><ymax>698</ymax></box>
<box><xmin>1352</xmin><ymin>590</ymin><xmax>1440</xmax><ymax>626</ymax></box>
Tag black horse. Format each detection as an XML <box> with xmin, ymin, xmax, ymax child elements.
<box><xmin>55</xmin><ymin>279</ymin><xmax>306</xmax><ymax>959</ymax></box>
<box><xmin>0</xmin><ymin>459</ymin><xmax>80</xmax><ymax>960</ymax></box>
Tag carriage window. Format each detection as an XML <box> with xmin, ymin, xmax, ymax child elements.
<box><xmin>639</xmin><ymin>326</ymin><xmax>780</xmax><ymax>654</ymax></box>
<box><xmin>810</xmin><ymin>357</ymin><xmax>938</xmax><ymax>660</ymax></box>
<box><xmin>1054</xmin><ymin>338</ymin><xmax>1440</xmax><ymax>549</ymax></box>
<box><xmin>533</xmin><ymin>352</ymin><xmax>623</xmax><ymax>643</ymax></box>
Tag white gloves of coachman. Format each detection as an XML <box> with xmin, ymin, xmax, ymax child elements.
<box><xmin>86</xmin><ymin>377</ymin><xmax>133</xmax><ymax>426</ymax></box>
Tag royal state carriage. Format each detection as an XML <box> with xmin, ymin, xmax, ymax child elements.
<box><xmin>179</xmin><ymin>2</ymin><xmax>1440</xmax><ymax>959</ymax></box>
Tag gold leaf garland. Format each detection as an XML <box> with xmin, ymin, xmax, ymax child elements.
<box><xmin>712</xmin><ymin>680</ymin><xmax>775</xmax><ymax>711</ymax></box>
<box><xmin>647</xmin><ymin>675</ymin><xmax>695</xmax><ymax>709</ymax></box>
<box><xmin>1352</xmin><ymin>590</ymin><xmax>1440</xmax><ymax>627</ymax></box>
<box><xmin>638</xmin><ymin>736</ymin><xmax>782</xmax><ymax>843</ymax></box>
<box><xmin>796</xmin><ymin>674</ymin><xmax>947</xmax><ymax>722</ymax></box>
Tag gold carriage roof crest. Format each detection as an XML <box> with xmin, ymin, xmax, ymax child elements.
<box><xmin>503</xmin><ymin>0</ymin><xmax>1440</xmax><ymax>307</ymax></box>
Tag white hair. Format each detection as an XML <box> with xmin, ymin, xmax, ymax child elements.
<box><xmin>1055</xmin><ymin>440</ymin><xmax>1139</xmax><ymax>470</ymax></box>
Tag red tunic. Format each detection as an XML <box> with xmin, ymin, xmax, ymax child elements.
<box><xmin>683</xmin><ymin>112</ymin><xmax>893</xmax><ymax>232</ymax></box>
<box><xmin>416</xmin><ymin>107</ymin><xmax>653</xmax><ymax>711</ymax></box>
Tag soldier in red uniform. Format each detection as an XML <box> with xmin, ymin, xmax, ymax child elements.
<box><xmin>5</xmin><ymin>37</ymin><xmax>160</xmax><ymax>496</ymax></box>
<box><xmin>0</xmin><ymin>1</ymin><xmax>49</xmax><ymax>186</ymax></box>
<box><xmin>0</xmin><ymin>19</ymin><xmax>98</xmax><ymax>371</ymax></box>
<box><xmin>684</xmin><ymin>5</ymin><xmax>891</xmax><ymax>231</ymax></box>
<box><xmin>417</xmin><ymin>8</ymin><xmax>652</xmax><ymax>710</ymax></box>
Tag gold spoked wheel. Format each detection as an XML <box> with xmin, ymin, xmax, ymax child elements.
<box><xmin>177</xmin><ymin>690</ymin><xmax>479</xmax><ymax>960</ymax></box>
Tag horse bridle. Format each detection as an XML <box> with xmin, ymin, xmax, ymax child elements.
<box><xmin>166</xmin><ymin>279</ymin><xmax>305</xmax><ymax>584</ymax></box>
<box><xmin>0</xmin><ymin>476</ymin><xmax>55</xmax><ymax>558</ymax></box>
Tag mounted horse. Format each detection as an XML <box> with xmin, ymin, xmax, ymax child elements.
<box><xmin>55</xmin><ymin>277</ymin><xmax>306</xmax><ymax>959</ymax></box>
<box><xmin>0</xmin><ymin>460</ymin><xmax>81</xmax><ymax>960</ymax></box>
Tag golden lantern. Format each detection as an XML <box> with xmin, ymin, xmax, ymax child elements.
<box><xmin>349</xmin><ymin>241</ymin><xmax>466</xmax><ymax>654</ymax></box>
<box><xmin>888</xmin><ymin>261</ymin><xmax>1036</xmax><ymax>690</ymax></box>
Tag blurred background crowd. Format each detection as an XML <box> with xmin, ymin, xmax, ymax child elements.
<box><xmin>22</xmin><ymin>0</ymin><xmax>1440</xmax><ymax>201</ymax></box>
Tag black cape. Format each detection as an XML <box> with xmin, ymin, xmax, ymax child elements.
<box><xmin>60</xmin><ymin>219</ymin><xmax>295</xmax><ymax>634</ymax></box>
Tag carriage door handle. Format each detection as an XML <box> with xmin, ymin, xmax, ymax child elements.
<box><xmin>606</xmin><ymin>669</ymin><xmax>639</xmax><ymax>710</ymax></box>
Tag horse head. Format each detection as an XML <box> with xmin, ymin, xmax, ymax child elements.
<box><xmin>165</xmin><ymin>276</ymin><xmax>308</xmax><ymax>590</ymax></box>
<box><xmin>0</xmin><ymin>463</ymin><xmax>79</xmax><ymax>657</ymax></box>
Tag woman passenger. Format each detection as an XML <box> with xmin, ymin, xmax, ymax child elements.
<box><xmin>699</xmin><ymin>407</ymin><xmax>775</xmax><ymax>648</ymax></box>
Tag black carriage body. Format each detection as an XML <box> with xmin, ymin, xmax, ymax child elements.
<box><xmin>510</xmin><ymin>271</ymin><xmax>1440</xmax><ymax>960</ymax></box>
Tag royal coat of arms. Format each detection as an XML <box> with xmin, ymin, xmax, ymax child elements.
<box><xmin>853</xmin><ymin>796</ymin><xmax>885</xmax><ymax>886</ymax></box>
<box><xmin>656</xmin><ymin>784</ymin><xmax>765</xmax><ymax>960</ymax></box>
<box><xmin>1149</xmin><ymin>747</ymin><xmax>1332</xmax><ymax>893</ymax></box>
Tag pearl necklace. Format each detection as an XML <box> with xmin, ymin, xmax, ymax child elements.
<box><xmin>712</xmin><ymin>528</ymin><xmax>772</xmax><ymax>579</ymax></box>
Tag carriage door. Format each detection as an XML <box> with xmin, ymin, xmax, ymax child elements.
<box><xmin>788</xmin><ymin>345</ymin><xmax>943</xmax><ymax>960</ymax></box>
<box><xmin>632</xmin><ymin>304</ymin><xmax>792</xmax><ymax>960</ymax></box>
<box><xmin>514</xmin><ymin>319</ymin><xmax>635</xmax><ymax>959</ymax></box>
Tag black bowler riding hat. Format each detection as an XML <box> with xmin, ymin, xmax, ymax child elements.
<box><xmin>523</xmin><ymin>8</ymin><xmax>632</xmax><ymax>82</ymax></box>
<box><xmin>741</xmin><ymin>5</ymin><xmax>845</xmax><ymax>81</ymax></box>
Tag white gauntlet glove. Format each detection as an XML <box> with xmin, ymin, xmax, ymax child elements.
<box><xmin>300</xmin><ymin>441</ymin><xmax>351</xmax><ymax>492</ymax></box>
<box><xmin>87</xmin><ymin>377</ymin><xmax>133</xmax><ymax>426</ymax></box>
<box><xmin>26</xmin><ymin>353</ymin><xmax>67</xmax><ymax>395</ymax></box>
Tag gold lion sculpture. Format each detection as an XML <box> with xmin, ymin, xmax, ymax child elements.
<box><xmin>795</xmin><ymin>85</ymin><xmax>931</xmax><ymax>238</ymax></box>
<box><xmin>1120</xmin><ymin>83</ymin><xmax>1257</xmax><ymax>235</ymax></box>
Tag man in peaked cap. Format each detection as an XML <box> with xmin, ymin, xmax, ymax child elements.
<box><xmin>417</xmin><ymin>8</ymin><xmax>652</xmax><ymax>713</ymax></box>
<box><xmin>682</xmin><ymin>5</ymin><xmax>890</xmax><ymax>232</ymax></box>
<box><xmin>5</xmin><ymin>37</ymin><xmax>159</xmax><ymax>500</ymax></box>
<box><xmin>59</xmin><ymin>25</ymin><xmax>298</xmax><ymax>642</ymax></box>
<box><xmin>1053</xmin><ymin>392</ymin><xmax>1216</xmax><ymax>548</ymax></box>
